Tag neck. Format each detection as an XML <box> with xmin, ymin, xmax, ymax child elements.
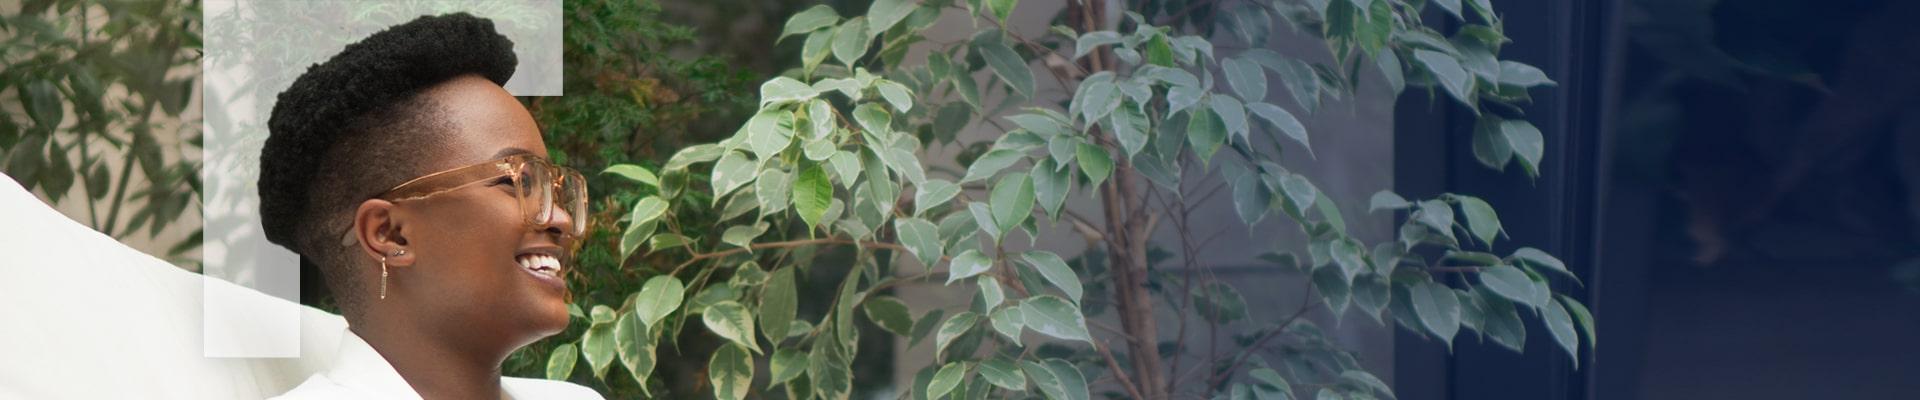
<box><xmin>351</xmin><ymin>315</ymin><xmax>513</xmax><ymax>400</ymax></box>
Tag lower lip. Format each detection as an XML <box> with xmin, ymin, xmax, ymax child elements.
<box><xmin>519</xmin><ymin>262</ymin><xmax>567</xmax><ymax>293</ymax></box>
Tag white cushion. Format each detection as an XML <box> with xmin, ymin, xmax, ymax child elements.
<box><xmin>0</xmin><ymin>174</ymin><xmax>346</xmax><ymax>399</ymax></box>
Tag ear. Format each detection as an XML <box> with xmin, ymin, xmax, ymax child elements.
<box><xmin>353</xmin><ymin>199</ymin><xmax>415</xmax><ymax>267</ymax></box>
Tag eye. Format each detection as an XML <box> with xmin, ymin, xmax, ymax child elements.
<box><xmin>490</xmin><ymin>176</ymin><xmax>515</xmax><ymax>187</ymax></box>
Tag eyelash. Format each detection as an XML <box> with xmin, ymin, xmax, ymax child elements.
<box><xmin>491</xmin><ymin>176</ymin><xmax>515</xmax><ymax>186</ymax></box>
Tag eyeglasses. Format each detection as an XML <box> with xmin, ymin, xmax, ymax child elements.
<box><xmin>340</xmin><ymin>154</ymin><xmax>589</xmax><ymax>248</ymax></box>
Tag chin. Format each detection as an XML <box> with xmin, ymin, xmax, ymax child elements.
<box><xmin>528</xmin><ymin>296</ymin><xmax>571</xmax><ymax>336</ymax></box>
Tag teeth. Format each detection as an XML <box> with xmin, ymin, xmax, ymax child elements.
<box><xmin>516</xmin><ymin>254</ymin><xmax>563</xmax><ymax>278</ymax></box>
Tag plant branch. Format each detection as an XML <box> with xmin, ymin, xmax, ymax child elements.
<box><xmin>1185</xmin><ymin>180</ymin><xmax>1231</xmax><ymax>213</ymax></box>
<box><xmin>1166</xmin><ymin>195</ymin><xmax>1199</xmax><ymax>390</ymax></box>
<box><xmin>669</xmin><ymin>237</ymin><xmax>913</xmax><ymax>276</ymax></box>
<box><xmin>1063</xmin><ymin>207</ymin><xmax>1125</xmax><ymax>250</ymax></box>
<box><xmin>1097</xmin><ymin>341</ymin><xmax>1149</xmax><ymax>400</ymax></box>
<box><xmin>1204</xmin><ymin>282</ymin><xmax>1320</xmax><ymax>389</ymax></box>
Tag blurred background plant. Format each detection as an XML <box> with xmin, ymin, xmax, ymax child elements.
<box><xmin>543</xmin><ymin>0</ymin><xmax>1595</xmax><ymax>399</ymax></box>
<box><xmin>0</xmin><ymin>0</ymin><xmax>205</xmax><ymax>268</ymax></box>
<box><xmin>4</xmin><ymin>0</ymin><xmax>1593</xmax><ymax>398</ymax></box>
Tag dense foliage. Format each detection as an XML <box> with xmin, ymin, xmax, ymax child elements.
<box><xmin>498</xmin><ymin>0</ymin><xmax>765</xmax><ymax>395</ymax></box>
<box><xmin>544</xmin><ymin>0</ymin><xmax>1596</xmax><ymax>399</ymax></box>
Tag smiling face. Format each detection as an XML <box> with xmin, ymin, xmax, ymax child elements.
<box><xmin>365</xmin><ymin>74</ymin><xmax>573</xmax><ymax>347</ymax></box>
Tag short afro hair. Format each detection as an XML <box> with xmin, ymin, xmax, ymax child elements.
<box><xmin>258</xmin><ymin>12</ymin><xmax>517</xmax><ymax>309</ymax></box>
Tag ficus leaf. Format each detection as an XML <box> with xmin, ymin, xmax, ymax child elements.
<box><xmin>895</xmin><ymin>217</ymin><xmax>944</xmax><ymax>268</ymax></box>
<box><xmin>614</xmin><ymin>310</ymin><xmax>657</xmax><ymax>391</ymax></box>
<box><xmin>1478</xmin><ymin>264</ymin><xmax>1541</xmax><ymax>309</ymax></box>
<box><xmin>1412</xmin><ymin>49</ymin><xmax>1475</xmax><ymax>109</ymax></box>
<box><xmin>1108</xmin><ymin>100</ymin><xmax>1150</xmax><ymax>158</ymax></box>
<box><xmin>710</xmin><ymin>151</ymin><xmax>757</xmax><ymax>197</ymax></box>
<box><xmin>925</xmin><ymin>362</ymin><xmax>969</xmax><ymax>400</ymax></box>
<box><xmin>976</xmin><ymin>36</ymin><xmax>1034</xmax><ymax>99</ymax></box>
<box><xmin>934</xmin><ymin>311</ymin><xmax>980</xmax><ymax>358</ymax></box>
<box><xmin>708</xmin><ymin>343</ymin><xmax>754</xmax><ymax>400</ymax></box>
<box><xmin>545</xmin><ymin>342</ymin><xmax>578</xmax><ymax>381</ymax></box>
<box><xmin>988</xmin><ymin>306</ymin><xmax>1025</xmax><ymax>345</ymax></box>
<box><xmin>794</xmin><ymin>164</ymin><xmax>833</xmax><ymax>229</ymax></box>
<box><xmin>1223</xmin><ymin>57</ymin><xmax>1268</xmax><ymax>101</ymax></box>
<box><xmin>633</xmin><ymin>276</ymin><xmax>685</xmax><ymax>328</ymax></box>
<box><xmin>989</xmin><ymin>174</ymin><xmax>1035</xmax><ymax>236</ymax></box>
<box><xmin>1020</xmin><ymin>251</ymin><xmax>1082</xmax><ymax>303</ymax></box>
<box><xmin>866</xmin><ymin>0</ymin><xmax>915</xmax><ymax>37</ymax></box>
<box><xmin>1030</xmin><ymin>159</ymin><xmax>1070</xmax><ymax>219</ymax></box>
<box><xmin>1543</xmin><ymin>294</ymin><xmax>1581</xmax><ymax>367</ymax></box>
<box><xmin>915</xmin><ymin>179</ymin><xmax>961</xmax><ymax>216</ymax></box>
<box><xmin>1187</xmin><ymin>105</ymin><xmax>1227</xmax><ymax>165</ymax></box>
<box><xmin>780</xmin><ymin>5</ymin><xmax>839</xmax><ymax>40</ymax></box>
<box><xmin>978</xmin><ymin>357</ymin><xmax>1027</xmax><ymax>390</ymax></box>
<box><xmin>1074</xmin><ymin>31</ymin><xmax>1122</xmax><ymax>59</ymax></box>
<box><xmin>603</xmin><ymin>164</ymin><xmax>660</xmax><ymax>187</ymax></box>
<box><xmin>1455</xmin><ymin>195</ymin><xmax>1503</xmax><ymax>246</ymax></box>
<box><xmin>761</xmin><ymin>267</ymin><xmax>799</xmax><ymax>343</ymax></box>
<box><xmin>863</xmin><ymin>295</ymin><xmax>916</xmax><ymax>336</ymax></box>
<box><xmin>769</xmin><ymin>348</ymin><xmax>807</xmax><ymax>384</ymax></box>
<box><xmin>832</xmin><ymin>17</ymin><xmax>872</xmax><ymax>67</ymax></box>
<box><xmin>1020</xmin><ymin>296</ymin><xmax>1093</xmax><ymax>344</ymax></box>
<box><xmin>1076</xmin><ymin>143</ymin><xmax>1112</xmax><ymax>188</ymax></box>
<box><xmin>702</xmin><ymin>301</ymin><xmax>761</xmax><ymax>354</ymax></box>
<box><xmin>1246</xmin><ymin>102</ymin><xmax>1311</xmax><ymax>156</ymax></box>
<box><xmin>1411</xmin><ymin>280</ymin><xmax>1462</xmax><ymax>345</ymax></box>
<box><xmin>947</xmin><ymin>249</ymin><xmax>994</xmax><ymax>284</ymax></box>
<box><xmin>581</xmin><ymin>318</ymin><xmax>616</xmax><ymax>378</ymax></box>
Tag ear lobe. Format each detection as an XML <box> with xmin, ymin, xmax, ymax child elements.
<box><xmin>353</xmin><ymin>199</ymin><xmax>414</xmax><ymax>267</ymax></box>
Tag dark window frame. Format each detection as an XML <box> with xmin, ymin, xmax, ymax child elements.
<box><xmin>1390</xmin><ymin>1</ymin><xmax>1621</xmax><ymax>399</ymax></box>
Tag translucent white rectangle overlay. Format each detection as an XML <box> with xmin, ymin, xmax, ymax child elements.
<box><xmin>202</xmin><ymin>0</ymin><xmax>561</xmax><ymax>358</ymax></box>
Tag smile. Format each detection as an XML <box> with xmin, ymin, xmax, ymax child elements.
<box><xmin>514</xmin><ymin>251</ymin><xmax>567</xmax><ymax>291</ymax></box>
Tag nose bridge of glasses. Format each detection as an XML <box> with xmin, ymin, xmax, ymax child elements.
<box><xmin>526</xmin><ymin>161</ymin><xmax>587</xmax><ymax>236</ymax></box>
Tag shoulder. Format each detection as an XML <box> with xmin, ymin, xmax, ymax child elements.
<box><xmin>503</xmin><ymin>376</ymin><xmax>606</xmax><ymax>399</ymax></box>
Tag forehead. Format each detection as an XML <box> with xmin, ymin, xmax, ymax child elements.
<box><xmin>414</xmin><ymin>74</ymin><xmax>546</xmax><ymax>169</ymax></box>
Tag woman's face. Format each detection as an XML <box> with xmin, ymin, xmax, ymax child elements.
<box><xmin>383</xmin><ymin>75</ymin><xmax>572</xmax><ymax>346</ymax></box>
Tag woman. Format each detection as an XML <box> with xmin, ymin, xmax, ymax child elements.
<box><xmin>256</xmin><ymin>13</ymin><xmax>600</xmax><ymax>399</ymax></box>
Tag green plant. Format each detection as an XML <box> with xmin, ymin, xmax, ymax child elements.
<box><xmin>497</xmin><ymin>0</ymin><xmax>763</xmax><ymax>395</ymax></box>
<box><xmin>0</xmin><ymin>0</ymin><xmax>205</xmax><ymax>266</ymax></box>
<box><xmin>554</xmin><ymin>0</ymin><xmax>1595</xmax><ymax>399</ymax></box>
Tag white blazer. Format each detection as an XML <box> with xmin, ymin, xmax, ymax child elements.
<box><xmin>0</xmin><ymin>174</ymin><xmax>337</xmax><ymax>399</ymax></box>
<box><xmin>0</xmin><ymin>172</ymin><xmax>599</xmax><ymax>400</ymax></box>
<box><xmin>270</xmin><ymin>328</ymin><xmax>602</xmax><ymax>399</ymax></box>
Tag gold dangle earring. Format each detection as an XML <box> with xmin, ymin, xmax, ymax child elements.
<box><xmin>381</xmin><ymin>248</ymin><xmax>407</xmax><ymax>300</ymax></box>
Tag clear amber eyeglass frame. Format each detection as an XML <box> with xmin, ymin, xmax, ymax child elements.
<box><xmin>338</xmin><ymin>154</ymin><xmax>588</xmax><ymax>250</ymax></box>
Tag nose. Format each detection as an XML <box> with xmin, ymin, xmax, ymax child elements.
<box><xmin>541</xmin><ymin>202</ymin><xmax>576</xmax><ymax>236</ymax></box>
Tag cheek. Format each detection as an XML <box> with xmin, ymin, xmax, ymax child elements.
<box><xmin>418</xmin><ymin>195</ymin><xmax>525</xmax><ymax>263</ymax></box>
<box><xmin>452</xmin><ymin>190</ymin><xmax>527</xmax><ymax>231</ymax></box>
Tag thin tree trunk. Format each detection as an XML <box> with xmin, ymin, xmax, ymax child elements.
<box><xmin>1105</xmin><ymin>166</ymin><xmax>1168</xmax><ymax>399</ymax></box>
<box><xmin>1073</xmin><ymin>0</ymin><xmax>1169</xmax><ymax>397</ymax></box>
